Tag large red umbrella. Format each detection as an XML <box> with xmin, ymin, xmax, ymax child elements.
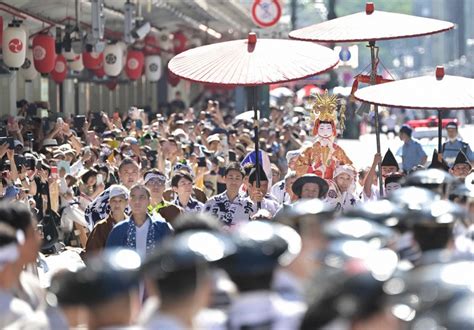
<box><xmin>169</xmin><ymin>32</ymin><xmax>338</xmax><ymax>206</ymax></box>
<box><xmin>354</xmin><ymin>66</ymin><xmax>474</xmax><ymax>152</ymax></box>
<box><xmin>289</xmin><ymin>2</ymin><xmax>454</xmax><ymax>196</ymax></box>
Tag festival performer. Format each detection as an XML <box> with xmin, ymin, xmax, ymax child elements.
<box><xmin>295</xmin><ymin>91</ymin><xmax>352</xmax><ymax>179</ymax></box>
<box><xmin>325</xmin><ymin>165</ymin><xmax>360</xmax><ymax>212</ymax></box>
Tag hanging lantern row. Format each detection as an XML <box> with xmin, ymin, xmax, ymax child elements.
<box><xmin>2</xmin><ymin>20</ymin><xmax>179</xmax><ymax>85</ymax></box>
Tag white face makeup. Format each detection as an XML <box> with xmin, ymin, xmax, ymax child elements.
<box><xmin>385</xmin><ymin>182</ymin><xmax>402</xmax><ymax>195</ymax></box>
<box><xmin>317</xmin><ymin>123</ymin><xmax>334</xmax><ymax>139</ymax></box>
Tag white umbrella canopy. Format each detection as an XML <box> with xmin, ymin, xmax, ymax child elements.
<box><xmin>289</xmin><ymin>2</ymin><xmax>454</xmax><ymax>42</ymax></box>
<box><xmin>354</xmin><ymin>67</ymin><xmax>474</xmax><ymax>110</ymax></box>
<box><xmin>168</xmin><ymin>33</ymin><xmax>339</xmax><ymax>86</ymax></box>
<box><xmin>354</xmin><ymin>66</ymin><xmax>474</xmax><ymax>151</ymax></box>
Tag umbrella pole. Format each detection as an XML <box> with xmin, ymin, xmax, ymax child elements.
<box><xmin>368</xmin><ymin>41</ymin><xmax>384</xmax><ymax>197</ymax></box>
<box><xmin>437</xmin><ymin>109</ymin><xmax>442</xmax><ymax>153</ymax></box>
<box><xmin>251</xmin><ymin>86</ymin><xmax>261</xmax><ymax>209</ymax></box>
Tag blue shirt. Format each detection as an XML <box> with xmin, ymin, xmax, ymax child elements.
<box><xmin>397</xmin><ymin>139</ymin><xmax>427</xmax><ymax>172</ymax></box>
<box><xmin>442</xmin><ymin>139</ymin><xmax>474</xmax><ymax>166</ymax></box>
<box><xmin>106</xmin><ymin>216</ymin><xmax>172</xmax><ymax>256</ymax></box>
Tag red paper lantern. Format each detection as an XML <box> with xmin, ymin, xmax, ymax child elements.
<box><xmin>32</xmin><ymin>33</ymin><xmax>56</xmax><ymax>74</ymax></box>
<box><xmin>125</xmin><ymin>49</ymin><xmax>145</xmax><ymax>80</ymax></box>
<box><xmin>83</xmin><ymin>51</ymin><xmax>103</xmax><ymax>70</ymax></box>
<box><xmin>94</xmin><ymin>61</ymin><xmax>105</xmax><ymax>78</ymax></box>
<box><xmin>50</xmin><ymin>54</ymin><xmax>67</xmax><ymax>83</ymax></box>
<box><xmin>168</xmin><ymin>69</ymin><xmax>180</xmax><ymax>87</ymax></box>
<box><xmin>173</xmin><ymin>31</ymin><xmax>188</xmax><ymax>54</ymax></box>
<box><xmin>144</xmin><ymin>35</ymin><xmax>160</xmax><ymax>55</ymax></box>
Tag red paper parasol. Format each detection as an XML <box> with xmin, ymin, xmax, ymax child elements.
<box><xmin>354</xmin><ymin>66</ymin><xmax>474</xmax><ymax>152</ymax></box>
<box><xmin>168</xmin><ymin>33</ymin><xmax>338</xmax><ymax>86</ymax></box>
<box><xmin>168</xmin><ymin>32</ymin><xmax>338</xmax><ymax>207</ymax></box>
<box><xmin>289</xmin><ymin>2</ymin><xmax>454</xmax><ymax>196</ymax></box>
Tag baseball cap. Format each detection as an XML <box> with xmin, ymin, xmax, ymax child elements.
<box><xmin>109</xmin><ymin>185</ymin><xmax>129</xmax><ymax>200</ymax></box>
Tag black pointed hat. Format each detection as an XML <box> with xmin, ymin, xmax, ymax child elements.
<box><xmin>381</xmin><ymin>149</ymin><xmax>399</xmax><ymax>169</ymax></box>
<box><xmin>452</xmin><ymin>150</ymin><xmax>472</xmax><ymax>169</ymax></box>
<box><xmin>428</xmin><ymin>149</ymin><xmax>449</xmax><ymax>172</ymax></box>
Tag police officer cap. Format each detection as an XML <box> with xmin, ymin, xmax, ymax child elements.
<box><xmin>445</xmin><ymin>121</ymin><xmax>458</xmax><ymax>130</ymax></box>
<box><xmin>302</xmin><ymin>241</ymin><xmax>398</xmax><ymax>329</ymax></box>
<box><xmin>224</xmin><ymin>221</ymin><xmax>301</xmax><ymax>276</ymax></box>
<box><xmin>345</xmin><ymin>199</ymin><xmax>408</xmax><ymax>229</ymax></box>
<box><xmin>387</xmin><ymin>186</ymin><xmax>440</xmax><ymax>210</ymax></box>
<box><xmin>273</xmin><ymin>198</ymin><xmax>335</xmax><ymax>230</ymax></box>
<box><xmin>406</xmin><ymin>199</ymin><xmax>467</xmax><ymax>228</ymax></box>
<box><xmin>50</xmin><ymin>249</ymin><xmax>141</xmax><ymax>306</ymax></box>
<box><xmin>385</xmin><ymin>260</ymin><xmax>474</xmax><ymax>326</ymax></box>
<box><xmin>403</xmin><ymin>168</ymin><xmax>456</xmax><ymax>188</ymax></box>
<box><xmin>449</xmin><ymin>183</ymin><xmax>474</xmax><ymax>201</ymax></box>
<box><xmin>143</xmin><ymin>230</ymin><xmax>236</xmax><ymax>279</ymax></box>
<box><xmin>323</xmin><ymin>217</ymin><xmax>397</xmax><ymax>248</ymax></box>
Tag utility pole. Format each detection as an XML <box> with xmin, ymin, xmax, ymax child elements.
<box><xmin>290</xmin><ymin>0</ymin><xmax>297</xmax><ymax>30</ymax></box>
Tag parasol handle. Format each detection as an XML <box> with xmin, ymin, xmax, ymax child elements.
<box><xmin>368</xmin><ymin>40</ymin><xmax>384</xmax><ymax>197</ymax></box>
<box><xmin>250</xmin><ymin>86</ymin><xmax>261</xmax><ymax>210</ymax></box>
<box><xmin>437</xmin><ymin>109</ymin><xmax>442</xmax><ymax>153</ymax></box>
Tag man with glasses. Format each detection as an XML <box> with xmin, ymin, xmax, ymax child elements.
<box><xmin>204</xmin><ymin>162</ymin><xmax>253</xmax><ymax>227</ymax></box>
<box><xmin>143</xmin><ymin>170</ymin><xmax>181</xmax><ymax>223</ymax></box>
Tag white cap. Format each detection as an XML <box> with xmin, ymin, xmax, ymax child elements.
<box><xmin>109</xmin><ymin>184</ymin><xmax>129</xmax><ymax>200</ymax></box>
<box><xmin>286</xmin><ymin>149</ymin><xmax>300</xmax><ymax>163</ymax></box>
<box><xmin>334</xmin><ymin>165</ymin><xmax>356</xmax><ymax>179</ymax></box>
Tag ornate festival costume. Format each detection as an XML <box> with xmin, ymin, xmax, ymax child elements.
<box><xmin>295</xmin><ymin>91</ymin><xmax>353</xmax><ymax>179</ymax></box>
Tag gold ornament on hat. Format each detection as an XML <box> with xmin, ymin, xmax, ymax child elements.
<box><xmin>310</xmin><ymin>90</ymin><xmax>346</xmax><ymax>133</ymax></box>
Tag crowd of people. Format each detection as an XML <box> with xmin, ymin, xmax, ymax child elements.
<box><xmin>0</xmin><ymin>92</ymin><xmax>472</xmax><ymax>329</ymax></box>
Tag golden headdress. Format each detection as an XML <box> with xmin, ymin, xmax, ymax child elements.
<box><xmin>310</xmin><ymin>90</ymin><xmax>346</xmax><ymax>134</ymax></box>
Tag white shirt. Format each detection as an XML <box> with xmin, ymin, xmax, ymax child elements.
<box><xmin>270</xmin><ymin>180</ymin><xmax>291</xmax><ymax>204</ymax></box>
<box><xmin>204</xmin><ymin>192</ymin><xmax>254</xmax><ymax>227</ymax></box>
<box><xmin>135</xmin><ymin>219</ymin><xmax>151</xmax><ymax>258</ymax></box>
<box><xmin>325</xmin><ymin>180</ymin><xmax>360</xmax><ymax>213</ymax></box>
<box><xmin>246</xmin><ymin>196</ymin><xmax>280</xmax><ymax>217</ymax></box>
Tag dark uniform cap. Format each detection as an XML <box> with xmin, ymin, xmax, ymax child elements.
<box><xmin>387</xmin><ymin>186</ymin><xmax>441</xmax><ymax>210</ymax></box>
<box><xmin>449</xmin><ymin>183</ymin><xmax>474</xmax><ymax>200</ymax></box>
<box><xmin>445</xmin><ymin>121</ymin><xmax>458</xmax><ymax>130</ymax></box>
<box><xmin>224</xmin><ymin>221</ymin><xmax>302</xmax><ymax>276</ymax></box>
<box><xmin>273</xmin><ymin>198</ymin><xmax>335</xmax><ymax>230</ymax></box>
<box><xmin>385</xmin><ymin>260</ymin><xmax>474</xmax><ymax>326</ymax></box>
<box><xmin>323</xmin><ymin>217</ymin><xmax>397</xmax><ymax>248</ymax></box>
<box><xmin>143</xmin><ymin>230</ymin><xmax>236</xmax><ymax>279</ymax></box>
<box><xmin>403</xmin><ymin>168</ymin><xmax>457</xmax><ymax>188</ymax></box>
<box><xmin>50</xmin><ymin>249</ymin><xmax>141</xmax><ymax>306</ymax></box>
<box><xmin>302</xmin><ymin>240</ymin><xmax>398</xmax><ymax>330</ymax></box>
<box><xmin>345</xmin><ymin>199</ymin><xmax>408</xmax><ymax>229</ymax></box>
<box><xmin>292</xmin><ymin>174</ymin><xmax>329</xmax><ymax>199</ymax></box>
<box><xmin>408</xmin><ymin>199</ymin><xmax>467</xmax><ymax>228</ymax></box>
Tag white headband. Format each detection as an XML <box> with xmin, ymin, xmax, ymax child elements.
<box><xmin>144</xmin><ymin>173</ymin><xmax>167</xmax><ymax>184</ymax></box>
